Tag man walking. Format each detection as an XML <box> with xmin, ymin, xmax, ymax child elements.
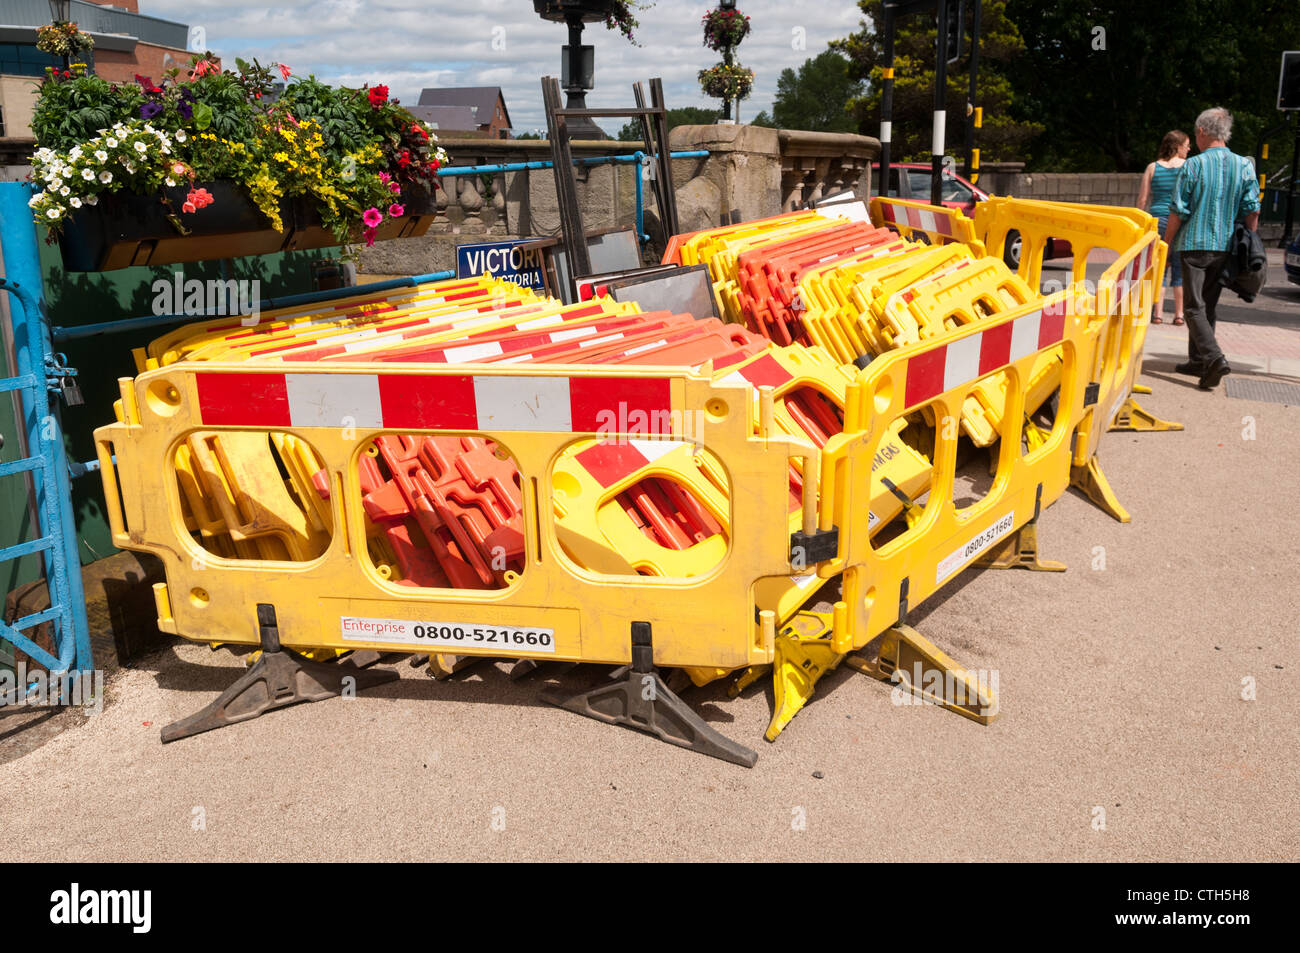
<box><xmin>1164</xmin><ymin>106</ymin><xmax>1260</xmax><ymax>390</ymax></box>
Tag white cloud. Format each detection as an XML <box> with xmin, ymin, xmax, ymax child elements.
<box><xmin>143</xmin><ymin>0</ymin><xmax>868</xmax><ymax>134</ymax></box>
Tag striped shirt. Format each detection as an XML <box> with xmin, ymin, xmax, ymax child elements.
<box><xmin>1170</xmin><ymin>146</ymin><xmax>1260</xmax><ymax>252</ymax></box>
<box><xmin>1147</xmin><ymin>162</ymin><xmax>1181</xmax><ymax>219</ymax></box>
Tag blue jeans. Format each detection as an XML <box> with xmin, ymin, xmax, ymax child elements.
<box><xmin>1155</xmin><ymin>217</ymin><xmax>1183</xmax><ymax>288</ymax></box>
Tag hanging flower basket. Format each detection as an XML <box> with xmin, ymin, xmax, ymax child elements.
<box><xmin>27</xmin><ymin>56</ymin><xmax>447</xmax><ymax>271</ymax></box>
<box><xmin>701</xmin><ymin>8</ymin><xmax>750</xmax><ymax>52</ymax></box>
<box><xmin>35</xmin><ymin>21</ymin><xmax>94</xmax><ymax>58</ymax></box>
<box><xmin>698</xmin><ymin>64</ymin><xmax>755</xmax><ymax>102</ymax></box>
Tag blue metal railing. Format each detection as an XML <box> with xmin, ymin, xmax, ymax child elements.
<box><xmin>436</xmin><ymin>149</ymin><xmax>709</xmax><ymax>244</ymax></box>
<box><xmin>0</xmin><ymin>182</ymin><xmax>92</xmax><ymax>677</ymax></box>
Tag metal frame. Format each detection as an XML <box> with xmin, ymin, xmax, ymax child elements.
<box><xmin>0</xmin><ymin>181</ymin><xmax>92</xmax><ymax>682</ymax></box>
<box><xmin>542</xmin><ymin>76</ymin><xmax>681</xmax><ymax>302</ymax></box>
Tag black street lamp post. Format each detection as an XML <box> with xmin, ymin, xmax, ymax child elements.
<box><xmin>48</xmin><ymin>0</ymin><xmax>72</xmax><ymax>69</ymax></box>
<box><xmin>533</xmin><ymin>0</ymin><xmax>618</xmax><ymax>140</ymax></box>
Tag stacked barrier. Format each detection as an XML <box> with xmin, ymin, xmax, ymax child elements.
<box><xmin>94</xmin><ymin>194</ymin><xmax>1175</xmax><ymax>764</ymax></box>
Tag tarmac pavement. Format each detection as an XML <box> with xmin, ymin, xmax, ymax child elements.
<box><xmin>1</xmin><ymin>257</ymin><xmax>1297</xmax><ymax>862</ymax></box>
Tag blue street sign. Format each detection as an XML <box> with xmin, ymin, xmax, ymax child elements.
<box><xmin>455</xmin><ymin>239</ymin><xmax>546</xmax><ymax>290</ymax></box>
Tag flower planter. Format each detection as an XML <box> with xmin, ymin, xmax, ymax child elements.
<box><xmin>283</xmin><ymin>182</ymin><xmax>438</xmax><ymax>252</ymax></box>
<box><xmin>56</xmin><ymin>180</ymin><xmax>289</xmax><ymax>272</ymax></box>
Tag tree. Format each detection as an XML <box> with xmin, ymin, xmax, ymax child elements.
<box><xmin>833</xmin><ymin>0</ymin><xmax>1041</xmax><ymax>164</ymax></box>
<box><xmin>1005</xmin><ymin>0</ymin><xmax>1300</xmax><ymax>172</ymax></box>
<box><xmin>616</xmin><ymin>106</ymin><xmax>721</xmax><ymax>141</ymax></box>
<box><xmin>762</xmin><ymin>50</ymin><xmax>865</xmax><ymax>133</ymax></box>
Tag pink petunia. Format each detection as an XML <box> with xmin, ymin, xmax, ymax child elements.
<box><xmin>378</xmin><ymin>171</ymin><xmax>390</xmax><ymax>184</ymax></box>
<box><xmin>362</xmin><ymin>207</ymin><xmax>383</xmax><ymax>228</ymax></box>
<box><xmin>388</xmin><ymin>203</ymin><xmax>405</xmax><ymax>217</ymax></box>
<box><xmin>388</xmin><ymin>182</ymin><xmax>401</xmax><ymax>195</ymax></box>
<box><xmin>364</xmin><ymin>227</ymin><xmax>377</xmax><ymax>248</ymax></box>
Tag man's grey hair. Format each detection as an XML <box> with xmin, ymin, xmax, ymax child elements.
<box><xmin>1195</xmin><ymin>107</ymin><xmax>1233</xmax><ymax>142</ymax></box>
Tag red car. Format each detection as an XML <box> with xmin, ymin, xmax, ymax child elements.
<box><xmin>870</xmin><ymin>162</ymin><xmax>1071</xmax><ymax>270</ymax></box>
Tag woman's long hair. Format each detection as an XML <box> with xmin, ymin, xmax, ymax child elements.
<box><xmin>1158</xmin><ymin>130</ymin><xmax>1189</xmax><ymax>160</ymax></box>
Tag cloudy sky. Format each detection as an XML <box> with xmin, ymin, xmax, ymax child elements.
<box><xmin>143</xmin><ymin>0</ymin><xmax>867</xmax><ymax>135</ymax></box>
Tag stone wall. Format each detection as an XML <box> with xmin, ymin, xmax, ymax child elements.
<box><xmin>977</xmin><ymin>162</ymin><xmax>1144</xmax><ymax>209</ymax></box>
<box><xmin>357</xmin><ymin>138</ymin><xmax>644</xmax><ymax>276</ymax></box>
<box><xmin>359</xmin><ymin>124</ymin><xmax>883</xmax><ymax>276</ymax></box>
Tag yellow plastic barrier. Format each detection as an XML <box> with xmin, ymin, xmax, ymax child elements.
<box><xmin>145</xmin><ymin>276</ymin><xmax>530</xmax><ymax>367</ymax></box>
<box><xmin>870</xmin><ymin>196</ymin><xmax>987</xmax><ymax>257</ymax></box>
<box><xmin>93</xmin><ymin>196</ymin><xmax>1179</xmax><ymax>762</ymax></box>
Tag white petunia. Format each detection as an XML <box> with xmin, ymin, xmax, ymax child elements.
<box><xmin>94</xmin><ymin>150</ymin><xmax>108</xmax><ymax>163</ymax></box>
<box><xmin>70</xmin><ymin>196</ymin><xmax>82</xmax><ymax>208</ymax></box>
<box><xmin>133</xmin><ymin>141</ymin><xmax>147</xmax><ymax>154</ymax></box>
<box><xmin>46</xmin><ymin>208</ymin><xmax>61</xmax><ymax>219</ymax></box>
<box><xmin>69</xmin><ymin>146</ymin><xmax>82</xmax><ymax>160</ymax></box>
<box><xmin>165</xmin><ymin>177</ymin><xmax>176</xmax><ymax>187</ymax></box>
<box><xmin>84</xmin><ymin>195</ymin><xmax>98</xmax><ymax>206</ymax></box>
<box><xmin>28</xmin><ymin>194</ymin><xmax>41</xmax><ymax>208</ymax></box>
<box><xmin>60</xmin><ymin>186</ymin><xmax>70</xmax><ymax>196</ymax></box>
<box><xmin>106</xmin><ymin>138</ymin><xmax>117</xmax><ymax>148</ymax></box>
<box><xmin>175</xmin><ymin>130</ymin><xmax>187</xmax><ymax>143</ymax></box>
<box><xmin>82</xmin><ymin>168</ymin><xmax>95</xmax><ymax>180</ymax></box>
<box><xmin>50</xmin><ymin>177</ymin><xmax>62</xmax><ymax>188</ymax></box>
<box><xmin>99</xmin><ymin>171</ymin><xmax>112</xmax><ymax>183</ymax></box>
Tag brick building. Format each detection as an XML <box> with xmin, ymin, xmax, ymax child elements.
<box><xmin>0</xmin><ymin>0</ymin><xmax>198</xmax><ymax>144</ymax></box>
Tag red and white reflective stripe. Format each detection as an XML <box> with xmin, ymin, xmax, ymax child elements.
<box><xmin>714</xmin><ymin>352</ymin><xmax>793</xmax><ymax>393</ymax></box>
<box><xmin>878</xmin><ymin>201</ymin><xmax>954</xmax><ymax>237</ymax></box>
<box><xmin>574</xmin><ymin>438</ymin><xmax>691</xmax><ymax>488</ymax></box>
<box><xmin>194</xmin><ymin>371</ymin><xmax>674</xmax><ymax>433</ymax></box>
<box><xmin>904</xmin><ymin>299</ymin><xmax>1067</xmax><ymax>407</ymax></box>
<box><xmin>1116</xmin><ymin>239</ymin><xmax>1157</xmax><ymax>302</ymax></box>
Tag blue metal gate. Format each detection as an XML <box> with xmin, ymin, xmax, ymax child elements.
<box><xmin>0</xmin><ymin>181</ymin><xmax>92</xmax><ymax>683</ymax></box>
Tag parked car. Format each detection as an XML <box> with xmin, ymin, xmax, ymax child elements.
<box><xmin>1285</xmin><ymin>233</ymin><xmax>1300</xmax><ymax>287</ymax></box>
<box><xmin>870</xmin><ymin>162</ymin><xmax>1072</xmax><ymax>270</ymax></box>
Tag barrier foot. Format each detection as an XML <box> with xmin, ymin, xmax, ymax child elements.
<box><xmin>1109</xmin><ymin>397</ymin><xmax>1184</xmax><ymax>433</ymax></box>
<box><xmin>509</xmin><ymin>658</ymin><xmax>577</xmax><ymax>681</ymax></box>
<box><xmin>1070</xmin><ymin>457</ymin><xmax>1131</xmax><ymax>523</ymax></box>
<box><xmin>765</xmin><ymin>632</ymin><xmax>843</xmax><ymax>741</ymax></box>
<box><xmin>161</xmin><ymin>604</ymin><xmax>398</xmax><ymax>743</ymax></box>
<box><xmin>975</xmin><ymin>520</ymin><xmax>1066</xmax><ymax>572</ymax></box>
<box><xmin>429</xmin><ymin>654</ymin><xmax>488</xmax><ymax>680</ymax></box>
<box><xmin>846</xmin><ymin>624</ymin><xmax>999</xmax><ymax>725</ymax></box>
<box><xmin>1132</xmin><ymin>383</ymin><xmax>1153</xmax><ymax>395</ymax></box>
<box><xmin>542</xmin><ymin>622</ymin><xmax>758</xmax><ymax>768</ymax></box>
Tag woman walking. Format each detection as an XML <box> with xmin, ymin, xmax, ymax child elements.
<box><xmin>1137</xmin><ymin>130</ymin><xmax>1190</xmax><ymax>324</ymax></box>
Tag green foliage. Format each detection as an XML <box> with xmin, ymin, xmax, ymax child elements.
<box><xmin>750</xmin><ymin>110</ymin><xmax>776</xmax><ymax>128</ymax></box>
<box><xmin>30</xmin><ymin>72</ymin><xmax>143</xmax><ymax>150</ymax></box>
<box><xmin>765</xmin><ymin>51</ymin><xmax>865</xmax><ymax>133</ymax></box>
<box><xmin>833</xmin><ymin>0</ymin><xmax>1041</xmax><ymax>163</ymax></box>
<box><xmin>278</xmin><ymin>76</ymin><xmax>369</xmax><ymax>153</ymax></box>
<box><xmin>616</xmin><ymin>106</ymin><xmax>721</xmax><ymax>141</ymax></box>
<box><xmin>1004</xmin><ymin>0</ymin><xmax>1300</xmax><ymax>172</ymax></box>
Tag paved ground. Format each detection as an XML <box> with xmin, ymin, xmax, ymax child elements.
<box><xmin>2</xmin><ymin>256</ymin><xmax>1297</xmax><ymax>862</ymax></box>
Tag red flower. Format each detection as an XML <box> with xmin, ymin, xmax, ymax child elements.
<box><xmin>186</xmin><ymin>187</ymin><xmax>215</xmax><ymax>210</ymax></box>
<box><xmin>182</xmin><ymin>201</ymin><xmax>197</xmax><ymax>214</ymax></box>
<box><xmin>368</xmin><ymin>85</ymin><xmax>389</xmax><ymax>108</ymax></box>
<box><xmin>134</xmin><ymin>73</ymin><xmax>161</xmax><ymax>93</ymax></box>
